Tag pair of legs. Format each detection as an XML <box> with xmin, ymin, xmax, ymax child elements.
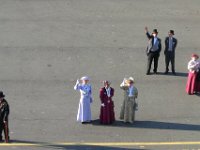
<box><xmin>146</xmin><ymin>52</ymin><xmax>159</xmax><ymax>75</ymax></box>
<box><xmin>165</xmin><ymin>52</ymin><xmax>175</xmax><ymax>74</ymax></box>
<box><xmin>0</xmin><ymin>121</ymin><xmax>9</xmax><ymax>142</ymax></box>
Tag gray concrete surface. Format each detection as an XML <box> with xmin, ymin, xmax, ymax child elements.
<box><xmin>0</xmin><ymin>0</ymin><xmax>200</xmax><ymax>149</ymax></box>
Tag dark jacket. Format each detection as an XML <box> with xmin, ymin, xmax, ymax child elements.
<box><xmin>0</xmin><ymin>99</ymin><xmax>9</xmax><ymax>122</ymax></box>
<box><xmin>164</xmin><ymin>37</ymin><xmax>177</xmax><ymax>54</ymax></box>
<box><xmin>146</xmin><ymin>32</ymin><xmax>162</xmax><ymax>55</ymax></box>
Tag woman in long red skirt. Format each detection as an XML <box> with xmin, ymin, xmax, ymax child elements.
<box><xmin>99</xmin><ymin>81</ymin><xmax>115</xmax><ymax>124</ymax></box>
<box><xmin>186</xmin><ymin>54</ymin><xmax>200</xmax><ymax>95</ymax></box>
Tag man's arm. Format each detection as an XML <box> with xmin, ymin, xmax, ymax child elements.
<box><xmin>3</xmin><ymin>103</ymin><xmax>9</xmax><ymax>122</ymax></box>
<box><xmin>174</xmin><ymin>38</ymin><xmax>178</xmax><ymax>49</ymax></box>
<box><xmin>164</xmin><ymin>37</ymin><xmax>168</xmax><ymax>54</ymax></box>
<box><xmin>145</xmin><ymin>27</ymin><xmax>152</xmax><ymax>39</ymax></box>
<box><xmin>158</xmin><ymin>39</ymin><xmax>162</xmax><ymax>53</ymax></box>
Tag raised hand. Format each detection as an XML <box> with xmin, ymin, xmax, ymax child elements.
<box><xmin>145</xmin><ymin>26</ymin><xmax>148</xmax><ymax>32</ymax></box>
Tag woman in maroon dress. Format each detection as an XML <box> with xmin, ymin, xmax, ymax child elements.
<box><xmin>186</xmin><ymin>54</ymin><xmax>200</xmax><ymax>94</ymax></box>
<box><xmin>99</xmin><ymin>81</ymin><xmax>115</xmax><ymax>124</ymax></box>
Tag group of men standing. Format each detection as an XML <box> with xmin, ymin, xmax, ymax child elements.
<box><xmin>145</xmin><ymin>27</ymin><xmax>178</xmax><ymax>75</ymax></box>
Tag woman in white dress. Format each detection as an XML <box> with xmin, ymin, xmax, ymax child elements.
<box><xmin>74</xmin><ymin>76</ymin><xmax>92</xmax><ymax>124</ymax></box>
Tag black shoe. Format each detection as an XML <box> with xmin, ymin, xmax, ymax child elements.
<box><xmin>153</xmin><ymin>72</ymin><xmax>158</xmax><ymax>74</ymax></box>
<box><xmin>82</xmin><ymin>121</ymin><xmax>91</xmax><ymax>124</ymax></box>
<box><xmin>172</xmin><ymin>72</ymin><xmax>176</xmax><ymax>75</ymax></box>
<box><xmin>164</xmin><ymin>71</ymin><xmax>168</xmax><ymax>74</ymax></box>
<box><xmin>146</xmin><ymin>72</ymin><xmax>150</xmax><ymax>75</ymax></box>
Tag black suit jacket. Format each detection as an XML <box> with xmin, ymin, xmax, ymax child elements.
<box><xmin>146</xmin><ymin>32</ymin><xmax>162</xmax><ymax>55</ymax></box>
<box><xmin>164</xmin><ymin>37</ymin><xmax>177</xmax><ymax>54</ymax></box>
<box><xmin>0</xmin><ymin>99</ymin><xmax>9</xmax><ymax>122</ymax></box>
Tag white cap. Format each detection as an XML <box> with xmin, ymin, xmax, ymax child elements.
<box><xmin>80</xmin><ymin>76</ymin><xmax>89</xmax><ymax>81</ymax></box>
<box><xmin>129</xmin><ymin>77</ymin><xmax>134</xmax><ymax>82</ymax></box>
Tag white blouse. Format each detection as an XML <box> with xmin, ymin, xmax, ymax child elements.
<box><xmin>188</xmin><ymin>59</ymin><xmax>200</xmax><ymax>73</ymax></box>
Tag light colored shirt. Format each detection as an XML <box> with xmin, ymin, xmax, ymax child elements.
<box><xmin>128</xmin><ymin>85</ymin><xmax>134</xmax><ymax>97</ymax></box>
<box><xmin>74</xmin><ymin>82</ymin><xmax>92</xmax><ymax>97</ymax></box>
<box><xmin>188</xmin><ymin>59</ymin><xmax>199</xmax><ymax>73</ymax></box>
<box><xmin>168</xmin><ymin>37</ymin><xmax>173</xmax><ymax>51</ymax></box>
<box><xmin>105</xmin><ymin>87</ymin><xmax>111</xmax><ymax>97</ymax></box>
<box><xmin>152</xmin><ymin>37</ymin><xmax>159</xmax><ymax>52</ymax></box>
<box><xmin>154</xmin><ymin>37</ymin><xmax>158</xmax><ymax>45</ymax></box>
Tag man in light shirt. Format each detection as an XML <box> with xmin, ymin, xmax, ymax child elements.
<box><xmin>145</xmin><ymin>27</ymin><xmax>162</xmax><ymax>75</ymax></box>
<box><xmin>164</xmin><ymin>30</ymin><xmax>178</xmax><ymax>75</ymax></box>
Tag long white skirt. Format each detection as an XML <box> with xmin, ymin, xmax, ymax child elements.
<box><xmin>77</xmin><ymin>96</ymin><xmax>91</xmax><ymax>122</ymax></box>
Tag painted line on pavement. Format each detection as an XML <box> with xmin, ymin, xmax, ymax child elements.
<box><xmin>1</xmin><ymin>141</ymin><xmax>200</xmax><ymax>147</ymax></box>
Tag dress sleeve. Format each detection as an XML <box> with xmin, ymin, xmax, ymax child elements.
<box><xmin>120</xmin><ymin>79</ymin><xmax>127</xmax><ymax>90</ymax></box>
<box><xmin>134</xmin><ymin>87</ymin><xmax>138</xmax><ymax>98</ymax></box>
<box><xmin>74</xmin><ymin>84</ymin><xmax>79</xmax><ymax>90</ymax></box>
<box><xmin>111</xmin><ymin>88</ymin><xmax>114</xmax><ymax>97</ymax></box>
<box><xmin>99</xmin><ymin>88</ymin><xmax>104</xmax><ymax>103</ymax></box>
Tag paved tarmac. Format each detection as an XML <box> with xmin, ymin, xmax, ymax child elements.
<box><xmin>0</xmin><ymin>0</ymin><xmax>200</xmax><ymax>149</ymax></box>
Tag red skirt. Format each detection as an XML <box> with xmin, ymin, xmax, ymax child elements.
<box><xmin>100</xmin><ymin>101</ymin><xmax>115</xmax><ymax>124</ymax></box>
<box><xmin>196</xmin><ymin>72</ymin><xmax>200</xmax><ymax>92</ymax></box>
<box><xmin>186</xmin><ymin>72</ymin><xmax>197</xmax><ymax>94</ymax></box>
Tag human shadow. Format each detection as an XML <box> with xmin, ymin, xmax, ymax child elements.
<box><xmin>134</xmin><ymin>121</ymin><xmax>200</xmax><ymax>131</ymax></box>
<box><xmin>4</xmin><ymin>140</ymin><xmax>146</xmax><ymax>150</ymax></box>
<box><xmin>92</xmin><ymin>119</ymin><xmax>200</xmax><ymax>131</ymax></box>
<box><xmin>145</xmin><ymin>72</ymin><xmax>188</xmax><ymax>77</ymax></box>
<box><xmin>195</xmin><ymin>94</ymin><xmax>200</xmax><ymax>97</ymax></box>
<box><xmin>194</xmin><ymin>92</ymin><xmax>200</xmax><ymax>97</ymax></box>
<box><xmin>1</xmin><ymin>139</ymin><xmax>41</xmax><ymax>144</ymax></box>
<box><xmin>159</xmin><ymin>72</ymin><xmax>188</xmax><ymax>77</ymax></box>
<box><xmin>92</xmin><ymin>119</ymin><xmax>136</xmax><ymax>128</ymax></box>
<box><xmin>41</xmin><ymin>145</ymin><xmax>146</xmax><ymax>150</ymax></box>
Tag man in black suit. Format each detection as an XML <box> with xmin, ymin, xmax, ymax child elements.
<box><xmin>145</xmin><ymin>27</ymin><xmax>162</xmax><ymax>75</ymax></box>
<box><xmin>164</xmin><ymin>30</ymin><xmax>177</xmax><ymax>75</ymax></box>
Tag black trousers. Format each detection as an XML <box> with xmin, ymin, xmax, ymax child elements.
<box><xmin>147</xmin><ymin>51</ymin><xmax>160</xmax><ymax>74</ymax></box>
<box><xmin>0</xmin><ymin>121</ymin><xmax>9</xmax><ymax>141</ymax></box>
<box><xmin>165</xmin><ymin>52</ymin><xmax>175</xmax><ymax>72</ymax></box>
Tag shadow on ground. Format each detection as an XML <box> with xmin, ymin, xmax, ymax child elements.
<box><xmin>92</xmin><ymin>119</ymin><xmax>200</xmax><ymax>131</ymax></box>
<box><xmin>1</xmin><ymin>140</ymin><xmax>146</xmax><ymax>150</ymax></box>
<box><xmin>158</xmin><ymin>72</ymin><xmax>188</xmax><ymax>77</ymax></box>
<box><xmin>42</xmin><ymin>145</ymin><xmax>145</xmax><ymax>150</ymax></box>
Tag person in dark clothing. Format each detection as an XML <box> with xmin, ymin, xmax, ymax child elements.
<box><xmin>0</xmin><ymin>91</ymin><xmax>10</xmax><ymax>143</ymax></box>
<box><xmin>99</xmin><ymin>80</ymin><xmax>115</xmax><ymax>124</ymax></box>
<box><xmin>164</xmin><ymin>30</ymin><xmax>178</xmax><ymax>75</ymax></box>
<box><xmin>145</xmin><ymin>27</ymin><xmax>162</xmax><ymax>75</ymax></box>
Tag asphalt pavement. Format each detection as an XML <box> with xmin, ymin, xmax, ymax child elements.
<box><xmin>0</xmin><ymin>0</ymin><xmax>200</xmax><ymax>149</ymax></box>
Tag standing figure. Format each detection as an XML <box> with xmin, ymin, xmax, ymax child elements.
<box><xmin>164</xmin><ymin>30</ymin><xmax>178</xmax><ymax>75</ymax></box>
<box><xmin>120</xmin><ymin>77</ymin><xmax>138</xmax><ymax>123</ymax></box>
<box><xmin>74</xmin><ymin>76</ymin><xmax>92</xmax><ymax>124</ymax></box>
<box><xmin>195</xmin><ymin>61</ymin><xmax>200</xmax><ymax>93</ymax></box>
<box><xmin>145</xmin><ymin>27</ymin><xmax>162</xmax><ymax>75</ymax></box>
<box><xmin>0</xmin><ymin>91</ymin><xmax>10</xmax><ymax>143</ymax></box>
<box><xmin>99</xmin><ymin>80</ymin><xmax>115</xmax><ymax>124</ymax></box>
<box><xmin>186</xmin><ymin>54</ymin><xmax>200</xmax><ymax>95</ymax></box>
